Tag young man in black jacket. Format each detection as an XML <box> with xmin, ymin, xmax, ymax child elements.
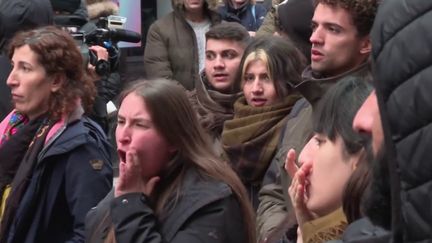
<box><xmin>350</xmin><ymin>1</ymin><xmax>432</xmax><ymax>242</ymax></box>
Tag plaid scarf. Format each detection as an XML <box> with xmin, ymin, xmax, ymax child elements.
<box><xmin>222</xmin><ymin>94</ymin><xmax>300</xmax><ymax>185</ymax></box>
<box><xmin>188</xmin><ymin>74</ymin><xmax>241</xmax><ymax>138</ymax></box>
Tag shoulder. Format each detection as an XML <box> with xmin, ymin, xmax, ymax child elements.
<box><xmin>161</xmin><ymin>168</ymin><xmax>244</xmax><ymax>241</ymax></box>
<box><xmin>336</xmin><ymin>218</ymin><xmax>391</xmax><ymax>243</ymax></box>
<box><xmin>181</xmin><ymin>168</ymin><xmax>233</xmax><ymax>201</ymax></box>
<box><xmin>46</xmin><ymin>117</ymin><xmax>111</xmax><ymax>159</ymax></box>
<box><xmin>149</xmin><ymin>12</ymin><xmax>178</xmax><ymax>30</ymax></box>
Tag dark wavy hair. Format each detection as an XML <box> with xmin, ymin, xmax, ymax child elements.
<box><xmin>205</xmin><ymin>22</ymin><xmax>251</xmax><ymax>47</ymax></box>
<box><xmin>8</xmin><ymin>25</ymin><xmax>96</xmax><ymax>120</ymax></box>
<box><xmin>314</xmin><ymin>0</ymin><xmax>379</xmax><ymax>37</ymax></box>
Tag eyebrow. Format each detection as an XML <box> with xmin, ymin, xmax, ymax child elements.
<box><xmin>312</xmin><ymin>19</ymin><xmax>344</xmax><ymax>29</ymax></box>
<box><xmin>12</xmin><ymin>60</ymin><xmax>32</xmax><ymax>67</ymax></box>
<box><xmin>206</xmin><ymin>48</ymin><xmax>238</xmax><ymax>53</ymax></box>
<box><xmin>117</xmin><ymin>114</ymin><xmax>152</xmax><ymax>123</ymax></box>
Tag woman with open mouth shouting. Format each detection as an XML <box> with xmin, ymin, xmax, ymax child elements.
<box><xmin>86</xmin><ymin>79</ymin><xmax>256</xmax><ymax>243</ymax></box>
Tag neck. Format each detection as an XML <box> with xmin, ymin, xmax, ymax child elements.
<box><xmin>320</xmin><ymin>57</ymin><xmax>368</xmax><ymax>78</ymax></box>
<box><xmin>185</xmin><ymin>10</ymin><xmax>205</xmax><ymax>22</ymax></box>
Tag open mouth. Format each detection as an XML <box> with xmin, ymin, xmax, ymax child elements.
<box><xmin>251</xmin><ymin>98</ymin><xmax>267</xmax><ymax>107</ymax></box>
<box><xmin>117</xmin><ymin>149</ymin><xmax>126</xmax><ymax>163</ymax></box>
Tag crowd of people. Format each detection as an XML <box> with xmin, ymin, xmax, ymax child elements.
<box><xmin>0</xmin><ymin>0</ymin><xmax>431</xmax><ymax>242</ymax></box>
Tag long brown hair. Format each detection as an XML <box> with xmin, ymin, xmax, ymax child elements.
<box><xmin>117</xmin><ymin>79</ymin><xmax>256</xmax><ymax>242</ymax></box>
<box><xmin>8</xmin><ymin>26</ymin><xmax>96</xmax><ymax>120</ymax></box>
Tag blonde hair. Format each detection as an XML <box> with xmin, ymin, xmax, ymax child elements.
<box><xmin>241</xmin><ymin>49</ymin><xmax>272</xmax><ymax>87</ymax></box>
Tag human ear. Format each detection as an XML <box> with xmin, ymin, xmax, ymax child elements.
<box><xmin>350</xmin><ymin>148</ymin><xmax>365</xmax><ymax>171</ymax></box>
<box><xmin>50</xmin><ymin>74</ymin><xmax>65</xmax><ymax>93</ymax></box>
<box><xmin>359</xmin><ymin>36</ymin><xmax>371</xmax><ymax>55</ymax></box>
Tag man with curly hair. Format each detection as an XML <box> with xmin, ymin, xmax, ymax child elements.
<box><xmin>256</xmin><ymin>0</ymin><xmax>379</xmax><ymax>242</ymax></box>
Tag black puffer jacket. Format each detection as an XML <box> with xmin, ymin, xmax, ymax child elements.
<box><xmin>371</xmin><ymin>1</ymin><xmax>432</xmax><ymax>242</ymax></box>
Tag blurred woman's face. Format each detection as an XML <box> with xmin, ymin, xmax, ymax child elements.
<box><xmin>184</xmin><ymin>0</ymin><xmax>204</xmax><ymax>12</ymax></box>
<box><xmin>232</xmin><ymin>0</ymin><xmax>247</xmax><ymax>8</ymax></box>
<box><xmin>243</xmin><ymin>59</ymin><xmax>279</xmax><ymax>107</ymax></box>
<box><xmin>116</xmin><ymin>92</ymin><xmax>175</xmax><ymax>180</ymax></box>
<box><xmin>298</xmin><ymin>133</ymin><xmax>358</xmax><ymax>216</ymax></box>
<box><xmin>7</xmin><ymin>45</ymin><xmax>58</xmax><ymax>120</ymax></box>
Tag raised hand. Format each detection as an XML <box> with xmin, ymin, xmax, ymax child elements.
<box><xmin>286</xmin><ymin>149</ymin><xmax>315</xmax><ymax>226</ymax></box>
<box><xmin>285</xmin><ymin>148</ymin><xmax>299</xmax><ymax>179</ymax></box>
<box><xmin>115</xmin><ymin>150</ymin><xmax>160</xmax><ymax>198</ymax></box>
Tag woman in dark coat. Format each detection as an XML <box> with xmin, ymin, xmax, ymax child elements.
<box><xmin>0</xmin><ymin>26</ymin><xmax>113</xmax><ymax>243</ymax></box>
<box><xmin>85</xmin><ymin>79</ymin><xmax>256</xmax><ymax>243</ymax></box>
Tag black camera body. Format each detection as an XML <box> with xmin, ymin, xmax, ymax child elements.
<box><xmin>55</xmin><ymin>15</ymin><xmax>141</xmax><ymax>76</ymax></box>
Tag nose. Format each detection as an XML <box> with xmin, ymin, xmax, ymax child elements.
<box><xmin>214</xmin><ymin>55</ymin><xmax>225</xmax><ymax>69</ymax></box>
<box><xmin>6</xmin><ymin>67</ymin><xmax>18</xmax><ymax>88</ymax></box>
<box><xmin>116</xmin><ymin>124</ymin><xmax>131</xmax><ymax>146</ymax></box>
<box><xmin>353</xmin><ymin>91</ymin><xmax>377</xmax><ymax>135</ymax></box>
<box><xmin>310</xmin><ymin>26</ymin><xmax>323</xmax><ymax>46</ymax></box>
<box><xmin>298</xmin><ymin>138</ymin><xmax>316</xmax><ymax>167</ymax></box>
<box><xmin>251</xmin><ymin>80</ymin><xmax>263</xmax><ymax>94</ymax></box>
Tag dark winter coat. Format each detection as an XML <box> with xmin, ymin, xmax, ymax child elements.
<box><xmin>0</xmin><ymin>56</ymin><xmax>12</xmax><ymax>121</ymax></box>
<box><xmin>4</xmin><ymin>115</ymin><xmax>113</xmax><ymax>243</ymax></box>
<box><xmin>327</xmin><ymin>218</ymin><xmax>389</xmax><ymax>243</ymax></box>
<box><xmin>85</xmin><ymin>168</ymin><xmax>247</xmax><ymax>243</ymax></box>
<box><xmin>219</xmin><ymin>1</ymin><xmax>266</xmax><ymax>31</ymax></box>
<box><xmin>143</xmin><ymin>0</ymin><xmax>221</xmax><ymax>90</ymax></box>
<box><xmin>368</xmin><ymin>1</ymin><xmax>432</xmax><ymax>242</ymax></box>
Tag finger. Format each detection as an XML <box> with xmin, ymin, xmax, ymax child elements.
<box><xmin>301</xmin><ymin>162</ymin><xmax>313</xmax><ymax>177</ymax></box>
<box><xmin>296</xmin><ymin>184</ymin><xmax>304</xmax><ymax>205</ymax></box>
<box><xmin>285</xmin><ymin>149</ymin><xmax>298</xmax><ymax>179</ymax></box>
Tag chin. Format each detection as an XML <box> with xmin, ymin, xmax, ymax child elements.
<box><xmin>215</xmin><ymin>85</ymin><xmax>232</xmax><ymax>93</ymax></box>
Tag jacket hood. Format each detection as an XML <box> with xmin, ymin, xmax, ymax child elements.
<box><xmin>0</xmin><ymin>0</ymin><xmax>53</xmax><ymax>53</ymax></box>
<box><xmin>171</xmin><ymin>0</ymin><xmax>219</xmax><ymax>12</ymax></box>
<box><xmin>370</xmin><ymin>0</ymin><xmax>432</xmax><ymax>241</ymax></box>
<box><xmin>87</xmin><ymin>1</ymin><xmax>119</xmax><ymax>20</ymax></box>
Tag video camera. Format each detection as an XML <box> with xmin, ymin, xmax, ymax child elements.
<box><xmin>55</xmin><ymin>15</ymin><xmax>141</xmax><ymax>76</ymax></box>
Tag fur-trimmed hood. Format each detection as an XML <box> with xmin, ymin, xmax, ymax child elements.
<box><xmin>87</xmin><ymin>1</ymin><xmax>119</xmax><ymax>20</ymax></box>
<box><xmin>171</xmin><ymin>0</ymin><xmax>219</xmax><ymax>12</ymax></box>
